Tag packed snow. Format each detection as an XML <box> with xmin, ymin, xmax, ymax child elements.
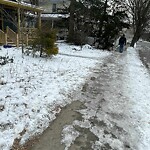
<box><xmin>0</xmin><ymin>42</ymin><xmax>110</xmax><ymax>150</ymax></box>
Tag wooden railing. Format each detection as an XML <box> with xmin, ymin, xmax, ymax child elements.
<box><xmin>6</xmin><ymin>26</ymin><xmax>18</xmax><ymax>47</ymax></box>
<box><xmin>19</xmin><ymin>29</ymin><xmax>28</xmax><ymax>46</ymax></box>
<box><xmin>20</xmin><ymin>27</ymin><xmax>38</xmax><ymax>38</ymax></box>
<box><xmin>20</xmin><ymin>27</ymin><xmax>38</xmax><ymax>45</ymax></box>
<box><xmin>0</xmin><ymin>29</ymin><xmax>6</xmax><ymax>44</ymax></box>
<box><xmin>0</xmin><ymin>27</ymin><xmax>38</xmax><ymax>47</ymax></box>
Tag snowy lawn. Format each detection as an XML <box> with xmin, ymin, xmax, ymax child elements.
<box><xmin>0</xmin><ymin>42</ymin><xmax>110</xmax><ymax>150</ymax></box>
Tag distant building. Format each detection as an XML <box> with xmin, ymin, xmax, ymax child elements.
<box><xmin>23</xmin><ymin>0</ymin><xmax>70</xmax><ymax>13</ymax></box>
<box><xmin>37</xmin><ymin>0</ymin><xmax>70</xmax><ymax>40</ymax></box>
<box><xmin>39</xmin><ymin>0</ymin><xmax>70</xmax><ymax>13</ymax></box>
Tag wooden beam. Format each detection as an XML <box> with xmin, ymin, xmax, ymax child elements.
<box><xmin>38</xmin><ymin>12</ymin><xmax>41</xmax><ymax>29</ymax></box>
<box><xmin>17</xmin><ymin>8</ymin><xmax>20</xmax><ymax>33</ymax></box>
<box><xmin>17</xmin><ymin>8</ymin><xmax>20</xmax><ymax>47</ymax></box>
<box><xmin>0</xmin><ymin>9</ymin><xmax>3</xmax><ymax>30</ymax></box>
<box><xmin>0</xmin><ymin>0</ymin><xmax>43</xmax><ymax>12</ymax></box>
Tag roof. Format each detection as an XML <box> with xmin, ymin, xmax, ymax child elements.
<box><xmin>0</xmin><ymin>0</ymin><xmax>43</xmax><ymax>12</ymax></box>
<box><xmin>41</xmin><ymin>13</ymin><xmax>69</xmax><ymax>20</ymax></box>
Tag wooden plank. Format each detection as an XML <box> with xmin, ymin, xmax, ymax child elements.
<box><xmin>0</xmin><ymin>0</ymin><xmax>43</xmax><ymax>12</ymax></box>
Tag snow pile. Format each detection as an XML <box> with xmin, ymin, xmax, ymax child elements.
<box><xmin>0</xmin><ymin>43</ymin><xmax>110</xmax><ymax>150</ymax></box>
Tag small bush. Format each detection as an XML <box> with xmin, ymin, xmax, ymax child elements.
<box><xmin>31</xmin><ymin>29</ymin><xmax>58</xmax><ymax>57</ymax></box>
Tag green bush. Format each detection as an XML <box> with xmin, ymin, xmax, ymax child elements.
<box><xmin>31</xmin><ymin>29</ymin><xmax>58</xmax><ymax>57</ymax></box>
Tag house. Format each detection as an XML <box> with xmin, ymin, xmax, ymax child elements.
<box><xmin>0</xmin><ymin>0</ymin><xmax>43</xmax><ymax>46</ymax></box>
<box><xmin>35</xmin><ymin>0</ymin><xmax>70</xmax><ymax>14</ymax></box>
<box><xmin>38</xmin><ymin>0</ymin><xmax>70</xmax><ymax>40</ymax></box>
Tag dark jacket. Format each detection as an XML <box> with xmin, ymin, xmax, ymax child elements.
<box><xmin>119</xmin><ymin>36</ymin><xmax>126</xmax><ymax>45</ymax></box>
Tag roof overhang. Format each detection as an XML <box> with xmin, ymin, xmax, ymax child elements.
<box><xmin>41</xmin><ymin>13</ymin><xmax>69</xmax><ymax>20</ymax></box>
<box><xmin>0</xmin><ymin>0</ymin><xmax>43</xmax><ymax>12</ymax></box>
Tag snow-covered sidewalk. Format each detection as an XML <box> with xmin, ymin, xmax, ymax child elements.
<box><xmin>0</xmin><ymin>43</ymin><xmax>110</xmax><ymax>150</ymax></box>
<box><xmin>123</xmin><ymin>47</ymin><xmax>150</xmax><ymax>149</ymax></box>
<box><xmin>60</xmin><ymin>46</ymin><xmax>150</xmax><ymax>150</ymax></box>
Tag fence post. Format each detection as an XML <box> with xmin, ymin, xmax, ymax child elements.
<box><xmin>6</xmin><ymin>26</ymin><xmax>8</xmax><ymax>34</ymax></box>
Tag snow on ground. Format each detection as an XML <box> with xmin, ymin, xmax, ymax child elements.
<box><xmin>0</xmin><ymin>43</ymin><xmax>110</xmax><ymax>150</ymax></box>
<box><xmin>123</xmin><ymin>47</ymin><xmax>150</xmax><ymax>149</ymax></box>
<box><xmin>98</xmin><ymin>47</ymin><xmax>150</xmax><ymax>149</ymax></box>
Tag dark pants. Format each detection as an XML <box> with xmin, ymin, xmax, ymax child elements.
<box><xmin>119</xmin><ymin>44</ymin><xmax>124</xmax><ymax>53</ymax></box>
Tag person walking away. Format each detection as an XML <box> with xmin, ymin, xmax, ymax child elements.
<box><xmin>119</xmin><ymin>34</ymin><xmax>126</xmax><ymax>53</ymax></box>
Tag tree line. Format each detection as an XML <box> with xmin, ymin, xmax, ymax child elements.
<box><xmin>67</xmin><ymin>0</ymin><xmax>150</xmax><ymax>48</ymax></box>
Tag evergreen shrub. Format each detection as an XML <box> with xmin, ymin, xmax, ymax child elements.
<box><xmin>31</xmin><ymin>29</ymin><xmax>58</xmax><ymax>57</ymax></box>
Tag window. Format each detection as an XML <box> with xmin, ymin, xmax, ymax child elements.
<box><xmin>52</xmin><ymin>4</ymin><xmax>57</xmax><ymax>13</ymax></box>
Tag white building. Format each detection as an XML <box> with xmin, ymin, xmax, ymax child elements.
<box><xmin>39</xmin><ymin>0</ymin><xmax>70</xmax><ymax>13</ymax></box>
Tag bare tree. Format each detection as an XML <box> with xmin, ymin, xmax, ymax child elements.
<box><xmin>127</xmin><ymin>0</ymin><xmax>150</xmax><ymax>47</ymax></box>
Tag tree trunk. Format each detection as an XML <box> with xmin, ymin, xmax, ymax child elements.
<box><xmin>40</xmin><ymin>46</ymin><xmax>43</xmax><ymax>57</ymax></box>
<box><xmin>97</xmin><ymin>0</ymin><xmax>108</xmax><ymax>48</ymax></box>
<box><xmin>68</xmin><ymin>0</ymin><xmax>75</xmax><ymax>43</ymax></box>
<box><xmin>130</xmin><ymin>30</ymin><xmax>141</xmax><ymax>47</ymax></box>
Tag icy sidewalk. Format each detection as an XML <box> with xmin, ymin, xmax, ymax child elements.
<box><xmin>60</xmin><ymin>47</ymin><xmax>150</xmax><ymax>150</ymax></box>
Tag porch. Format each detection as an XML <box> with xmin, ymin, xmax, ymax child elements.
<box><xmin>0</xmin><ymin>0</ymin><xmax>43</xmax><ymax>47</ymax></box>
